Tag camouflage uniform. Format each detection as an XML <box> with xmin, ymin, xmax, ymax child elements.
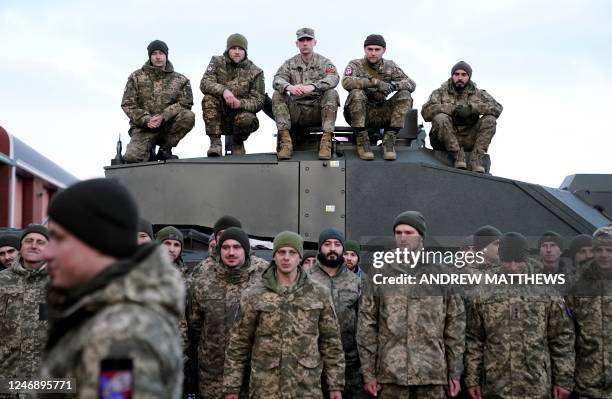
<box><xmin>224</xmin><ymin>263</ymin><xmax>345</xmax><ymax>398</ymax></box>
<box><xmin>308</xmin><ymin>262</ymin><xmax>365</xmax><ymax>399</ymax></box>
<box><xmin>121</xmin><ymin>61</ymin><xmax>195</xmax><ymax>162</ymax></box>
<box><xmin>464</xmin><ymin>265</ymin><xmax>575</xmax><ymax>398</ymax></box>
<box><xmin>357</xmin><ymin>260</ymin><xmax>465</xmax><ymax>398</ymax></box>
<box><xmin>272</xmin><ymin>53</ymin><xmax>340</xmax><ymax>133</ymax></box>
<box><xmin>188</xmin><ymin>255</ymin><xmax>268</xmax><ymax>398</ymax></box>
<box><xmin>39</xmin><ymin>244</ymin><xmax>184</xmax><ymax>399</ymax></box>
<box><xmin>342</xmin><ymin>57</ymin><xmax>415</xmax><ymax>130</ymax></box>
<box><xmin>0</xmin><ymin>256</ymin><xmax>48</xmax><ymax>379</ymax></box>
<box><xmin>567</xmin><ymin>259</ymin><xmax>612</xmax><ymax>399</ymax></box>
<box><xmin>200</xmin><ymin>54</ymin><xmax>265</xmax><ymax>142</ymax></box>
<box><xmin>421</xmin><ymin>79</ymin><xmax>502</xmax><ymax>164</ymax></box>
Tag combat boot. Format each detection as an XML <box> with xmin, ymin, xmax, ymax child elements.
<box><xmin>469</xmin><ymin>152</ymin><xmax>485</xmax><ymax>173</ymax></box>
<box><xmin>319</xmin><ymin>132</ymin><xmax>333</xmax><ymax>160</ymax></box>
<box><xmin>207</xmin><ymin>135</ymin><xmax>222</xmax><ymax>157</ymax></box>
<box><xmin>453</xmin><ymin>148</ymin><xmax>467</xmax><ymax>169</ymax></box>
<box><xmin>356</xmin><ymin>131</ymin><xmax>374</xmax><ymax>160</ymax></box>
<box><xmin>277</xmin><ymin>129</ymin><xmax>293</xmax><ymax>160</ymax></box>
<box><xmin>232</xmin><ymin>136</ymin><xmax>245</xmax><ymax>156</ymax></box>
<box><xmin>382</xmin><ymin>131</ymin><xmax>397</xmax><ymax>161</ymax></box>
<box><xmin>156</xmin><ymin>146</ymin><xmax>178</xmax><ymax>161</ymax></box>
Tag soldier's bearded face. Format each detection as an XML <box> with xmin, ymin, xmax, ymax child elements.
<box><xmin>301</xmin><ymin>256</ymin><xmax>315</xmax><ymax>270</ymax></box>
<box><xmin>452</xmin><ymin>70</ymin><xmax>470</xmax><ymax>89</ymax></box>
<box><xmin>274</xmin><ymin>247</ymin><xmax>301</xmax><ymax>275</ymax></box>
<box><xmin>321</xmin><ymin>239</ymin><xmax>343</xmax><ymax>261</ymax></box>
<box><xmin>137</xmin><ymin>232</ymin><xmax>152</xmax><ymax>245</ymax></box>
<box><xmin>539</xmin><ymin>242</ymin><xmax>561</xmax><ymax>264</ymax></box>
<box><xmin>150</xmin><ymin>50</ymin><xmax>167</xmax><ymax>68</ymax></box>
<box><xmin>220</xmin><ymin>239</ymin><xmax>246</xmax><ymax>268</ymax></box>
<box><xmin>21</xmin><ymin>233</ymin><xmax>48</xmax><ymax>266</ymax></box>
<box><xmin>394</xmin><ymin>224</ymin><xmax>422</xmax><ymax>251</ymax></box>
<box><xmin>364</xmin><ymin>45</ymin><xmax>385</xmax><ymax>64</ymax></box>
<box><xmin>574</xmin><ymin>246</ymin><xmax>593</xmax><ymax>265</ymax></box>
<box><xmin>163</xmin><ymin>239</ymin><xmax>182</xmax><ymax>262</ymax></box>
<box><xmin>0</xmin><ymin>246</ymin><xmax>18</xmax><ymax>267</ymax></box>
<box><xmin>343</xmin><ymin>250</ymin><xmax>358</xmax><ymax>270</ymax></box>
<box><xmin>594</xmin><ymin>246</ymin><xmax>612</xmax><ymax>269</ymax></box>
<box><xmin>296</xmin><ymin>38</ymin><xmax>316</xmax><ymax>56</ymax></box>
<box><xmin>228</xmin><ymin>47</ymin><xmax>246</xmax><ymax>63</ymax></box>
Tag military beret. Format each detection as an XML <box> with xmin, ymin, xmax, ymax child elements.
<box><xmin>273</xmin><ymin>231</ymin><xmax>304</xmax><ymax>258</ymax></box>
<box><xmin>364</xmin><ymin>34</ymin><xmax>386</xmax><ymax>48</ymax></box>
<box><xmin>473</xmin><ymin>225</ymin><xmax>502</xmax><ymax>251</ymax></box>
<box><xmin>20</xmin><ymin>224</ymin><xmax>49</xmax><ymax>242</ymax></box>
<box><xmin>452</xmin><ymin>60</ymin><xmax>472</xmax><ymax>77</ymax></box>
<box><xmin>147</xmin><ymin>40</ymin><xmax>169</xmax><ymax>57</ymax></box>
<box><xmin>393</xmin><ymin>211</ymin><xmax>427</xmax><ymax>238</ymax></box>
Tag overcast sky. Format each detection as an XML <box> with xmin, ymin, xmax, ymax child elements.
<box><xmin>1</xmin><ymin>0</ymin><xmax>610</xmax><ymax>188</ymax></box>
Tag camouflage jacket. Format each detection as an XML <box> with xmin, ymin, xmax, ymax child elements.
<box><xmin>341</xmin><ymin>57</ymin><xmax>416</xmax><ymax>101</ymax></box>
<box><xmin>421</xmin><ymin>79</ymin><xmax>503</xmax><ymax>122</ymax></box>
<box><xmin>121</xmin><ymin>60</ymin><xmax>194</xmax><ymax>128</ymax></box>
<box><xmin>224</xmin><ymin>263</ymin><xmax>345</xmax><ymax>398</ymax></box>
<box><xmin>0</xmin><ymin>257</ymin><xmax>48</xmax><ymax>378</ymax></box>
<box><xmin>308</xmin><ymin>262</ymin><xmax>361</xmax><ymax>367</ymax></box>
<box><xmin>567</xmin><ymin>260</ymin><xmax>612</xmax><ymax>398</ymax></box>
<box><xmin>465</xmin><ymin>269</ymin><xmax>575</xmax><ymax>397</ymax></box>
<box><xmin>39</xmin><ymin>244</ymin><xmax>185</xmax><ymax>399</ymax></box>
<box><xmin>272</xmin><ymin>52</ymin><xmax>339</xmax><ymax>100</ymax></box>
<box><xmin>200</xmin><ymin>54</ymin><xmax>265</xmax><ymax>113</ymax></box>
<box><xmin>188</xmin><ymin>255</ymin><xmax>268</xmax><ymax>397</ymax></box>
<box><xmin>357</xmin><ymin>260</ymin><xmax>465</xmax><ymax>385</ymax></box>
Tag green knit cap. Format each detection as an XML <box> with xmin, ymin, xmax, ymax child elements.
<box><xmin>344</xmin><ymin>240</ymin><xmax>361</xmax><ymax>254</ymax></box>
<box><xmin>156</xmin><ymin>226</ymin><xmax>184</xmax><ymax>247</ymax></box>
<box><xmin>393</xmin><ymin>211</ymin><xmax>427</xmax><ymax>238</ymax></box>
<box><xmin>273</xmin><ymin>231</ymin><xmax>304</xmax><ymax>258</ymax></box>
<box><xmin>227</xmin><ymin>33</ymin><xmax>248</xmax><ymax>52</ymax></box>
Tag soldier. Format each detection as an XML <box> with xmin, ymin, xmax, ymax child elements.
<box><xmin>465</xmin><ymin>232</ymin><xmax>575</xmax><ymax>399</ymax></box>
<box><xmin>201</xmin><ymin>33</ymin><xmax>265</xmax><ymax>157</ymax></box>
<box><xmin>272</xmin><ymin>28</ymin><xmax>340</xmax><ymax>160</ymax></box>
<box><xmin>189</xmin><ymin>227</ymin><xmax>267</xmax><ymax>398</ymax></box>
<box><xmin>309</xmin><ymin>229</ymin><xmax>364</xmax><ymax>398</ymax></box>
<box><xmin>342</xmin><ymin>34</ymin><xmax>416</xmax><ymax>161</ymax></box>
<box><xmin>0</xmin><ymin>225</ymin><xmax>49</xmax><ymax>379</ymax></box>
<box><xmin>156</xmin><ymin>225</ymin><xmax>188</xmax><ymax>276</ymax></box>
<box><xmin>0</xmin><ymin>233</ymin><xmax>20</xmax><ymax>270</ymax></box>
<box><xmin>343</xmin><ymin>239</ymin><xmax>366</xmax><ymax>278</ymax></box>
<box><xmin>39</xmin><ymin>178</ymin><xmax>184</xmax><ymax>398</ymax></box>
<box><xmin>567</xmin><ymin>233</ymin><xmax>593</xmax><ymax>268</ymax></box>
<box><xmin>568</xmin><ymin>226</ymin><xmax>612</xmax><ymax>399</ymax></box>
<box><xmin>121</xmin><ymin>39</ymin><xmax>195</xmax><ymax>163</ymax></box>
<box><xmin>301</xmin><ymin>249</ymin><xmax>318</xmax><ymax>271</ymax></box>
<box><xmin>422</xmin><ymin>61</ymin><xmax>503</xmax><ymax>172</ymax></box>
<box><xmin>137</xmin><ymin>218</ymin><xmax>154</xmax><ymax>244</ymax></box>
<box><xmin>223</xmin><ymin>231</ymin><xmax>345</xmax><ymax>399</ymax></box>
<box><xmin>470</xmin><ymin>225</ymin><xmax>501</xmax><ymax>273</ymax></box>
<box><xmin>358</xmin><ymin>211</ymin><xmax>465</xmax><ymax>398</ymax></box>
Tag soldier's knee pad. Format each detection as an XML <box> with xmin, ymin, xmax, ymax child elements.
<box><xmin>320</xmin><ymin>89</ymin><xmax>340</xmax><ymax>108</ymax></box>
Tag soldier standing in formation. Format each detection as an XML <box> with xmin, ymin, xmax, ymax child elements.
<box><xmin>40</xmin><ymin>178</ymin><xmax>184</xmax><ymax>398</ymax></box>
<box><xmin>567</xmin><ymin>233</ymin><xmax>593</xmax><ymax>269</ymax></box>
<box><xmin>156</xmin><ymin>225</ymin><xmax>188</xmax><ymax>276</ymax></box>
<box><xmin>137</xmin><ymin>218</ymin><xmax>154</xmax><ymax>245</ymax></box>
<box><xmin>0</xmin><ymin>233</ymin><xmax>20</xmax><ymax>270</ymax></box>
<box><xmin>272</xmin><ymin>28</ymin><xmax>340</xmax><ymax>160</ymax></box>
<box><xmin>0</xmin><ymin>225</ymin><xmax>49</xmax><ymax>379</ymax></box>
<box><xmin>342</xmin><ymin>34</ymin><xmax>416</xmax><ymax>161</ymax></box>
<box><xmin>422</xmin><ymin>61</ymin><xmax>503</xmax><ymax>172</ymax></box>
<box><xmin>121</xmin><ymin>40</ymin><xmax>195</xmax><ymax>163</ymax></box>
<box><xmin>201</xmin><ymin>34</ymin><xmax>265</xmax><ymax>157</ymax></box>
<box><xmin>343</xmin><ymin>239</ymin><xmax>366</xmax><ymax>278</ymax></box>
<box><xmin>223</xmin><ymin>231</ymin><xmax>345</xmax><ymax>398</ymax></box>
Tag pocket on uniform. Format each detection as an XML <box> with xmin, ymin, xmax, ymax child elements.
<box><xmin>296</xmin><ymin>301</ymin><xmax>323</xmax><ymax>335</ymax></box>
<box><xmin>254</xmin><ymin>302</ymin><xmax>280</xmax><ymax>336</ymax></box>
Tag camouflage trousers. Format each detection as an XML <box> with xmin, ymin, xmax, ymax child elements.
<box><xmin>344</xmin><ymin>89</ymin><xmax>413</xmax><ymax>130</ymax></box>
<box><xmin>378</xmin><ymin>384</ymin><xmax>446</xmax><ymax>399</ymax></box>
<box><xmin>272</xmin><ymin>89</ymin><xmax>339</xmax><ymax>133</ymax></box>
<box><xmin>429</xmin><ymin>113</ymin><xmax>496</xmax><ymax>154</ymax></box>
<box><xmin>202</xmin><ymin>95</ymin><xmax>259</xmax><ymax>142</ymax></box>
<box><xmin>124</xmin><ymin>109</ymin><xmax>195</xmax><ymax>162</ymax></box>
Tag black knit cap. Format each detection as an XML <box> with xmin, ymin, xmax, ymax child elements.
<box><xmin>0</xmin><ymin>234</ymin><xmax>21</xmax><ymax>250</ymax></box>
<box><xmin>213</xmin><ymin>215</ymin><xmax>242</xmax><ymax>238</ymax></box>
<box><xmin>393</xmin><ymin>211</ymin><xmax>427</xmax><ymax>238</ymax></box>
<box><xmin>473</xmin><ymin>225</ymin><xmax>502</xmax><ymax>251</ymax></box>
<box><xmin>318</xmin><ymin>228</ymin><xmax>345</xmax><ymax>250</ymax></box>
<box><xmin>47</xmin><ymin>178</ymin><xmax>139</xmax><ymax>258</ymax></box>
<box><xmin>499</xmin><ymin>232</ymin><xmax>529</xmax><ymax>262</ymax></box>
<box><xmin>538</xmin><ymin>231</ymin><xmax>564</xmax><ymax>250</ymax></box>
<box><xmin>147</xmin><ymin>40</ymin><xmax>168</xmax><ymax>57</ymax></box>
<box><xmin>139</xmin><ymin>218</ymin><xmax>154</xmax><ymax>239</ymax></box>
<box><xmin>451</xmin><ymin>60</ymin><xmax>472</xmax><ymax>77</ymax></box>
<box><xmin>303</xmin><ymin>250</ymin><xmax>318</xmax><ymax>259</ymax></box>
<box><xmin>364</xmin><ymin>34</ymin><xmax>386</xmax><ymax>48</ymax></box>
<box><xmin>568</xmin><ymin>234</ymin><xmax>592</xmax><ymax>259</ymax></box>
<box><xmin>20</xmin><ymin>224</ymin><xmax>49</xmax><ymax>242</ymax></box>
<box><xmin>217</xmin><ymin>227</ymin><xmax>250</xmax><ymax>258</ymax></box>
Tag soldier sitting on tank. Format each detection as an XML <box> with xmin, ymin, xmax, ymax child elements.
<box><xmin>272</xmin><ymin>28</ymin><xmax>340</xmax><ymax>160</ymax></box>
<box><xmin>201</xmin><ymin>34</ymin><xmax>265</xmax><ymax>157</ymax></box>
<box><xmin>342</xmin><ymin>34</ymin><xmax>416</xmax><ymax>161</ymax></box>
<box><xmin>421</xmin><ymin>61</ymin><xmax>502</xmax><ymax>173</ymax></box>
<box><xmin>121</xmin><ymin>40</ymin><xmax>195</xmax><ymax>163</ymax></box>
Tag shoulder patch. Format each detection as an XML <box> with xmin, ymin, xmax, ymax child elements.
<box><xmin>324</xmin><ymin>63</ymin><xmax>336</xmax><ymax>74</ymax></box>
<box><xmin>205</xmin><ymin>63</ymin><xmax>214</xmax><ymax>74</ymax></box>
<box><xmin>344</xmin><ymin>66</ymin><xmax>353</xmax><ymax>76</ymax></box>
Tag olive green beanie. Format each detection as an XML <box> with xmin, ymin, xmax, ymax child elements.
<box><xmin>227</xmin><ymin>33</ymin><xmax>248</xmax><ymax>52</ymax></box>
<box><xmin>272</xmin><ymin>231</ymin><xmax>304</xmax><ymax>258</ymax></box>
